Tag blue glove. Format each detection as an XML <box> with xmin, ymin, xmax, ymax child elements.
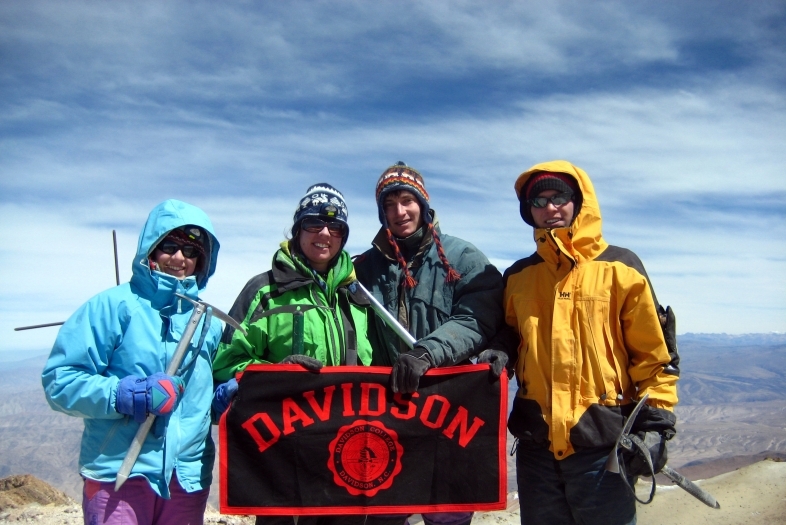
<box><xmin>116</xmin><ymin>373</ymin><xmax>185</xmax><ymax>423</ymax></box>
<box><xmin>212</xmin><ymin>378</ymin><xmax>238</xmax><ymax>415</ymax></box>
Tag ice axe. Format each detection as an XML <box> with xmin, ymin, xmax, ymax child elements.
<box><xmin>605</xmin><ymin>394</ymin><xmax>720</xmax><ymax>509</ymax></box>
<box><xmin>115</xmin><ymin>293</ymin><xmax>246</xmax><ymax>490</ymax></box>
<box><xmin>354</xmin><ymin>281</ymin><xmax>416</xmax><ymax>349</ymax></box>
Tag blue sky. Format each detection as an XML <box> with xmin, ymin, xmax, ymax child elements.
<box><xmin>1</xmin><ymin>1</ymin><xmax>785</xmax><ymax>357</ymax></box>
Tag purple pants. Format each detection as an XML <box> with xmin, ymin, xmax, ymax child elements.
<box><xmin>366</xmin><ymin>512</ymin><xmax>473</xmax><ymax>525</ymax></box>
<box><xmin>82</xmin><ymin>475</ymin><xmax>209</xmax><ymax>525</ymax></box>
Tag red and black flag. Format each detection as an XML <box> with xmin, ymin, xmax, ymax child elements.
<box><xmin>219</xmin><ymin>364</ymin><xmax>507</xmax><ymax>516</ymax></box>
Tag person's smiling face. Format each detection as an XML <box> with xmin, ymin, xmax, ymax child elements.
<box><xmin>384</xmin><ymin>190</ymin><xmax>423</xmax><ymax>238</ymax></box>
<box><xmin>151</xmin><ymin>241</ymin><xmax>198</xmax><ymax>279</ymax></box>
<box><xmin>530</xmin><ymin>190</ymin><xmax>575</xmax><ymax>229</ymax></box>
<box><xmin>298</xmin><ymin>219</ymin><xmax>343</xmax><ymax>272</ymax></box>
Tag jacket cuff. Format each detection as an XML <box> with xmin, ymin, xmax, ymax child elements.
<box><xmin>407</xmin><ymin>346</ymin><xmax>435</xmax><ymax>366</ymax></box>
<box><xmin>632</xmin><ymin>404</ymin><xmax>677</xmax><ymax>439</ymax></box>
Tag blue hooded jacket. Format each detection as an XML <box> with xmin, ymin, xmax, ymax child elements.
<box><xmin>42</xmin><ymin>200</ymin><xmax>223</xmax><ymax>497</ymax></box>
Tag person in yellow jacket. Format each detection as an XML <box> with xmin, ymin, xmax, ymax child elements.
<box><xmin>497</xmin><ymin>160</ymin><xmax>680</xmax><ymax>525</ymax></box>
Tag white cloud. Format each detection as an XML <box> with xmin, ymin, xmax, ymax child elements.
<box><xmin>1</xmin><ymin>0</ymin><xmax>785</xmax><ymax>359</ymax></box>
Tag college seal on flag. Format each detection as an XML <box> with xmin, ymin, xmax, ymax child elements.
<box><xmin>328</xmin><ymin>420</ymin><xmax>403</xmax><ymax>496</ymax></box>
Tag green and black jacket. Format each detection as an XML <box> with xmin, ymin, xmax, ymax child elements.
<box><xmin>213</xmin><ymin>243</ymin><xmax>374</xmax><ymax>381</ymax></box>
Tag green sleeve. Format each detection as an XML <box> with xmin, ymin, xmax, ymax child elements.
<box><xmin>212</xmin><ymin>307</ymin><xmax>271</xmax><ymax>381</ymax></box>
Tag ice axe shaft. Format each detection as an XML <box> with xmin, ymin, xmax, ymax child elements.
<box><xmin>115</xmin><ymin>295</ymin><xmax>245</xmax><ymax>491</ymax></box>
<box><xmin>355</xmin><ymin>281</ymin><xmax>416</xmax><ymax>350</ymax></box>
<box><xmin>661</xmin><ymin>465</ymin><xmax>721</xmax><ymax>509</ymax></box>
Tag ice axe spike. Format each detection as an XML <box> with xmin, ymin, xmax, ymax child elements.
<box><xmin>115</xmin><ymin>295</ymin><xmax>245</xmax><ymax>491</ymax></box>
<box><xmin>175</xmin><ymin>294</ymin><xmax>247</xmax><ymax>337</ymax></box>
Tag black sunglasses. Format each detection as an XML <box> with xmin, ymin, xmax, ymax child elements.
<box><xmin>157</xmin><ymin>239</ymin><xmax>201</xmax><ymax>258</ymax></box>
<box><xmin>301</xmin><ymin>218</ymin><xmax>347</xmax><ymax>237</ymax></box>
<box><xmin>529</xmin><ymin>192</ymin><xmax>573</xmax><ymax>209</ymax></box>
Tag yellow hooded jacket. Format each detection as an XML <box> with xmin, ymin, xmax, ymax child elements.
<box><xmin>505</xmin><ymin>160</ymin><xmax>678</xmax><ymax>460</ymax></box>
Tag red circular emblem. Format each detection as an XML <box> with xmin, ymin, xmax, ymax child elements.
<box><xmin>327</xmin><ymin>420</ymin><xmax>403</xmax><ymax>497</ymax></box>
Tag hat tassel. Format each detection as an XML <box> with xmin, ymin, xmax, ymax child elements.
<box><xmin>429</xmin><ymin>224</ymin><xmax>461</xmax><ymax>284</ymax></box>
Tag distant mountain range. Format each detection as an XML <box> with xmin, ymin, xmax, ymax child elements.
<box><xmin>1</xmin><ymin>333</ymin><xmax>784</xmax><ymax>505</ymax></box>
<box><xmin>677</xmin><ymin>332</ymin><xmax>786</xmax><ymax>405</ymax></box>
<box><xmin>679</xmin><ymin>332</ymin><xmax>786</xmax><ymax>346</ymax></box>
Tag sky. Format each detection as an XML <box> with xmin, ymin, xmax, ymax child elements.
<box><xmin>1</xmin><ymin>0</ymin><xmax>785</xmax><ymax>358</ymax></box>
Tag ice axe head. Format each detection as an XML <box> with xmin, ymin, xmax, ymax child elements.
<box><xmin>175</xmin><ymin>293</ymin><xmax>247</xmax><ymax>336</ymax></box>
<box><xmin>605</xmin><ymin>393</ymin><xmax>649</xmax><ymax>474</ymax></box>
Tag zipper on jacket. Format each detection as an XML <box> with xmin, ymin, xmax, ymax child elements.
<box><xmin>586</xmin><ymin>312</ymin><xmax>615</xmax><ymax>403</ymax></box>
<box><xmin>547</xmin><ymin>230</ymin><xmax>575</xmax><ymax>271</ymax></box>
<box><xmin>311</xmin><ymin>287</ymin><xmax>344</xmax><ymax>365</ymax></box>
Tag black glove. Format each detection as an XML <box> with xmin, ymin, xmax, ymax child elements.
<box><xmin>632</xmin><ymin>404</ymin><xmax>677</xmax><ymax>440</ymax></box>
<box><xmin>624</xmin><ymin>431</ymin><xmax>668</xmax><ymax>477</ymax></box>
<box><xmin>658</xmin><ymin>305</ymin><xmax>680</xmax><ymax>376</ymax></box>
<box><xmin>391</xmin><ymin>347</ymin><xmax>433</xmax><ymax>394</ymax></box>
<box><xmin>476</xmin><ymin>349</ymin><xmax>509</xmax><ymax>378</ymax></box>
<box><xmin>281</xmin><ymin>354</ymin><xmax>324</xmax><ymax>372</ymax></box>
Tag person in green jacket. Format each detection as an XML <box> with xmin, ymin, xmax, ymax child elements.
<box><xmin>213</xmin><ymin>182</ymin><xmax>373</xmax><ymax>381</ymax></box>
<box><xmin>212</xmin><ymin>184</ymin><xmax>372</xmax><ymax>525</ymax></box>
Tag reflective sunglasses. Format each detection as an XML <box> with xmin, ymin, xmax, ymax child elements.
<box><xmin>156</xmin><ymin>239</ymin><xmax>201</xmax><ymax>258</ymax></box>
<box><xmin>301</xmin><ymin>217</ymin><xmax>347</xmax><ymax>237</ymax></box>
<box><xmin>529</xmin><ymin>192</ymin><xmax>573</xmax><ymax>208</ymax></box>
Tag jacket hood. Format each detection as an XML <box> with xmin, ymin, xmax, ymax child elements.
<box><xmin>514</xmin><ymin>160</ymin><xmax>607</xmax><ymax>262</ymax></box>
<box><xmin>132</xmin><ymin>199</ymin><xmax>220</xmax><ymax>291</ymax></box>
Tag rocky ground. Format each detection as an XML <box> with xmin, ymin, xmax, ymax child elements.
<box><xmin>2</xmin><ymin>459</ymin><xmax>785</xmax><ymax>524</ymax></box>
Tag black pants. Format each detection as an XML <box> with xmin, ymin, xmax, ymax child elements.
<box><xmin>516</xmin><ymin>444</ymin><xmax>636</xmax><ymax>525</ymax></box>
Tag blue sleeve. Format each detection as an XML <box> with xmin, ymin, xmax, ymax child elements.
<box><xmin>41</xmin><ymin>292</ymin><xmax>127</xmax><ymax>419</ymax></box>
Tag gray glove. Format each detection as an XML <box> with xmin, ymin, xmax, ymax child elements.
<box><xmin>281</xmin><ymin>354</ymin><xmax>323</xmax><ymax>372</ymax></box>
<box><xmin>391</xmin><ymin>347</ymin><xmax>433</xmax><ymax>394</ymax></box>
<box><xmin>476</xmin><ymin>349</ymin><xmax>509</xmax><ymax>378</ymax></box>
<box><xmin>624</xmin><ymin>431</ymin><xmax>668</xmax><ymax>477</ymax></box>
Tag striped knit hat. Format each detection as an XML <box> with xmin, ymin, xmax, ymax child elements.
<box><xmin>292</xmin><ymin>182</ymin><xmax>350</xmax><ymax>249</ymax></box>
<box><xmin>375</xmin><ymin>162</ymin><xmax>461</xmax><ymax>288</ymax></box>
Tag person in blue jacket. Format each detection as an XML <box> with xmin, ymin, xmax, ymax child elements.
<box><xmin>42</xmin><ymin>199</ymin><xmax>223</xmax><ymax>525</ymax></box>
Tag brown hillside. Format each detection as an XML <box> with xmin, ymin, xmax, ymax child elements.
<box><xmin>0</xmin><ymin>474</ymin><xmax>73</xmax><ymax>512</ymax></box>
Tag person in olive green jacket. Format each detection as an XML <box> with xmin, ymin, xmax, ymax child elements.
<box><xmin>354</xmin><ymin>162</ymin><xmax>507</xmax><ymax>525</ymax></box>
